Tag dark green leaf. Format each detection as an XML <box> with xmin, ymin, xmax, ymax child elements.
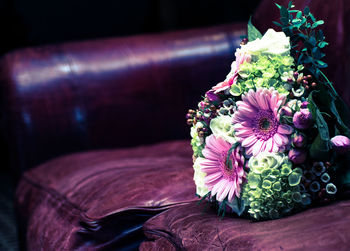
<box><xmin>309</xmin><ymin>13</ymin><xmax>316</xmax><ymax>22</ymax></box>
<box><xmin>318</xmin><ymin>41</ymin><xmax>328</xmax><ymax>48</ymax></box>
<box><xmin>296</xmin><ymin>11</ymin><xmax>302</xmax><ymax>19</ymax></box>
<box><xmin>304</xmin><ymin>6</ymin><xmax>310</xmax><ymax>15</ymax></box>
<box><xmin>247</xmin><ymin>17</ymin><xmax>262</xmax><ymax>41</ymax></box>
<box><xmin>292</xmin><ymin>19</ymin><xmax>301</xmax><ymax>25</ymax></box>
<box><xmin>312</xmin><ymin>47</ymin><xmax>321</xmax><ymax>59</ymax></box>
<box><xmin>309</xmin><ymin>134</ymin><xmax>331</xmax><ymax>160</ymax></box>
<box><xmin>273</xmin><ymin>21</ymin><xmax>282</xmax><ymax>27</ymax></box>
<box><xmin>317</xmin><ymin>30</ymin><xmax>324</xmax><ymax>41</ymax></box>
<box><xmin>282</xmin><ymin>26</ymin><xmax>292</xmax><ymax>36</ymax></box>
<box><xmin>316</xmin><ymin>60</ymin><xmax>328</xmax><ymax>68</ymax></box>
<box><xmin>280</xmin><ymin>17</ymin><xmax>289</xmax><ymax>25</ymax></box>
<box><xmin>301</xmin><ymin>17</ymin><xmax>307</xmax><ymax>25</ymax></box>
<box><xmin>280</xmin><ymin>6</ymin><xmax>289</xmax><ymax>18</ymax></box>
<box><xmin>312</xmin><ymin>20</ymin><xmax>324</xmax><ymax>29</ymax></box>
<box><xmin>330</xmin><ymin>100</ymin><xmax>350</xmax><ymax>137</ymax></box>
<box><xmin>303</xmin><ymin>55</ymin><xmax>313</xmax><ymax>64</ymax></box>
<box><xmin>288</xmin><ymin>1</ymin><xmax>293</xmax><ymax>9</ymax></box>
<box><xmin>298</xmin><ymin>33</ymin><xmax>307</xmax><ymax>40</ymax></box>
<box><xmin>308</xmin><ymin>90</ymin><xmax>330</xmax><ymax>141</ymax></box>
<box><xmin>275</xmin><ymin>3</ymin><xmax>282</xmax><ymax>9</ymax></box>
<box><xmin>309</xmin><ymin>36</ymin><xmax>317</xmax><ymax>46</ymax></box>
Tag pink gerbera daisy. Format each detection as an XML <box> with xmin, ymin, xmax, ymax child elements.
<box><xmin>232</xmin><ymin>87</ymin><xmax>293</xmax><ymax>156</ymax></box>
<box><xmin>200</xmin><ymin>135</ymin><xmax>246</xmax><ymax>202</ymax></box>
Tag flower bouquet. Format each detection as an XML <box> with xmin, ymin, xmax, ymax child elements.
<box><xmin>187</xmin><ymin>1</ymin><xmax>350</xmax><ymax>220</ymax></box>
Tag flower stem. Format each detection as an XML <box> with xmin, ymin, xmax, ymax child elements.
<box><xmin>319</xmin><ymin>70</ymin><xmax>337</xmax><ymax>95</ymax></box>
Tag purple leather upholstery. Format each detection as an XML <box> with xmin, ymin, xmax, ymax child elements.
<box><xmin>0</xmin><ymin>23</ymin><xmax>245</xmax><ymax>174</ymax></box>
<box><xmin>7</xmin><ymin>0</ymin><xmax>350</xmax><ymax>250</ymax></box>
<box><xmin>141</xmin><ymin>200</ymin><xmax>350</xmax><ymax>250</ymax></box>
<box><xmin>16</xmin><ymin>140</ymin><xmax>197</xmax><ymax>250</ymax></box>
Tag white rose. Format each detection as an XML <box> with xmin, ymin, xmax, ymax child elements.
<box><xmin>193</xmin><ymin>157</ymin><xmax>209</xmax><ymax>197</ymax></box>
<box><xmin>241</xmin><ymin>29</ymin><xmax>290</xmax><ymax>56</ymax></box>
<box><xmin>210</xmin><ymin>115</ymin><xmax>237</xmax><ymax>144</ymax></box>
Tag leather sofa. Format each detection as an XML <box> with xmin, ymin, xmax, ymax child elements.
<box><xmin>2</xmin><ymin>0</ymin><xmax>350</xmax><ymax>250</ymax></box>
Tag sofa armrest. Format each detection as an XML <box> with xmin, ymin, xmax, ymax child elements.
<box><xmin>0</xmin><ymin>23</ymin><xmax>246</xmax><ymax>173</ymax></box>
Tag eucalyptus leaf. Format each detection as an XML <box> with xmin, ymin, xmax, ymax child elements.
<box><xmin>296</xmin><ymin>11</ymin><xmax>302</xmax><ymax>19</ymax></box>
<box><xmin>318</xmin><ymin>41</ymin><xmax>328</xmax><ymax>48</ymax></box>
<box><xmin>309</xmin><ymin>13</ymin><xmax>316</xmax><ymax>22</ymax></box>
<box><xmin>316</xmin><ymin>60</ymin><xmax>328</xmax><ymax>68</ymax></box>
<box><xmin>312</xmin><ymin>20</ymin><xmax>324</xmax><ymax>29</ymax></box>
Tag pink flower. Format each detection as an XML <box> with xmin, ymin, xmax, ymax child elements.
<box><xmin>292</xmin><ymin>133</ymin><xmax>307</xmax><ymax>148</ymax></box>
<box><xmin>200</xmin><ymin>135</ymin><xmax>246</xmax><ymax>202</ymax></box>
<box><xmin>288</xmin><ymin>148</ymin><xmax>307</xmax><ymax>164</ymax></box>
<box><xmin>293</xmin><ymin>108</ymin><xmax>313</xmax><ymax>129</ymax></box>
<box><xmin>232</xmin><ymin>88</ymin><xmax>293</xmax><ymax>156</ymax></box>
<box><xmin>212</xmin><ymin>50</ymin><xmax>251</xmax><ymax>93</ymax></box>
<box><xmin>212</xmin><ymin>80</ymin><xmax>232</xmax><ymax>93</ymax></box>
<box><xmin>331</xmin><ymin>135</ymin><xmax>350</xmax><ymax>154</ymax></box>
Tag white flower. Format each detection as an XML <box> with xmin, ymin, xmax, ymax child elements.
<box><xmin>190</xmin><ymin>122</ymin><xmax>204</xmax><ymax>146</ymax></box>
<box><xmin>286</xmin><ymin>99</ymin><xmax>302</xmax><ymax>111</ymax></box>
<box><xmin>193</xmin><ymin>157</ymin><xmax>209</xmax><ymax>197</ymax></box>
<box><xmin>241</xmin><ymin>29</ymin><xmax>290</xmax><ymax>56</ymax></box>
<box><xmin>249</xmin><ymin>152</ymin><xmax>289</xmax><ymax>173</ymax></box>
<box><xmin>209</xmin><ymin>115</ymin><xmax>237</xmax><ymax>144</ymax></box>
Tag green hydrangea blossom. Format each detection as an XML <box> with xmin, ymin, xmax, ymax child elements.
<box><xmin>242</xmin><ymin>152</ymin><xmax>304</xmax><ymax>220</ymax></box>
<box><xmin>190</xmin><ymin>122</ymin><xmax>205</xmax><ymax>157</ymax></box>
<box><xmin>209</xmin><ymin>115</ymin><xmax>236</xmax><ymax>144</ymax></box>
<box><xmin>230</xmin><ymin>54</ymin><xmax>295</xmax><ymax>96</ymax></box>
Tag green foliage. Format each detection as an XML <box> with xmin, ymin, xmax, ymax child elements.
<box><xmin>273</xmin><ymin>1</ymin><xmax>328</xmax><ymax>81</ymax></box>
<box><xmin>307</xmin><ymin>87</ymin><xmax>350</xmax><ymax>159</ymax></box>
<box><xmin>247</xmin><ymin>17</ymin><xmax>262</xmax><ymax>41</ymax></box>
<box><xmin>231</xmin><ymin>54</ymin><xmax>294</xmax><ymax>96</ymax></box>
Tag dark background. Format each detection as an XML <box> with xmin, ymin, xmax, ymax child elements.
<box><xmin>0</xmin><ymin>0</ymin><xmax>261</xmax><ymax>173</ymax></box>
<box><xmin>0</xmin><ymin>0</ymin><xmax>261</xmax><ymax>56</ymax></box>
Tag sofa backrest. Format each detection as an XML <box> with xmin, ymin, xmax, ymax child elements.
<box><xmin>0</xmin><ymin>24</ymin><xmax>245</xmax><ymax>173</ymax></box>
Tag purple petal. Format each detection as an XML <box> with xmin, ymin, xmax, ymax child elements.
<box><xmin>278</xmin><ymin>124</ymin><xmax>294</xmax><ymax>135</ymax></box>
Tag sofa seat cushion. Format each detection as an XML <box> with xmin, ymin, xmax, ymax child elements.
<box><xmin>16</xmin><ymin>140</ymin><xmax>197</xmax><ymax>250</ymax></box>
<box><xmin>140</xmin><ymin>200</ymin><xmax>350</xmax><ymax>250</ymax></box>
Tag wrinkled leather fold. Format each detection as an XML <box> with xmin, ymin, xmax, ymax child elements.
<box><xmin>16</xmin><ymin>140</ymin><xmax>198</xmax><ymax>250</ymax></box>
